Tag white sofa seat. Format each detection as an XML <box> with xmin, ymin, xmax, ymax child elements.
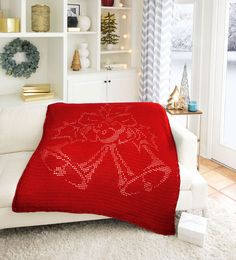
<box><xmin>0</xmin><ymin>152</ymin><xmax>193</xmax><ymax>209</ymax></box>
<box><xmin>0</xmin><ymin>152</ymin><xmax>33</xmax><ymax>208</ymax></box>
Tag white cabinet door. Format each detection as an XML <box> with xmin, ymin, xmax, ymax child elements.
<box><xmin>68</xmin><ymin>79</ymin><xmax>106</xmax><ymax>103</ymax></box>
<box><xmin>107</xmin><ymin>73</ymin><xmax>138</xmax><ymax>102</ymax></box>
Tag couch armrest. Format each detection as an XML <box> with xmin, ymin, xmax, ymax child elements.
<box><xmin>169</xmin><ymin>118</ymin><xmax>198</xmax><ymax>169</ymax></box>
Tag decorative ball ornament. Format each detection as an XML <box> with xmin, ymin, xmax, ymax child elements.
<box><xmin>0</xmin><ymin>38</ymin><xmax>40</xmax><ymax>78</ymax></box>
<box><xmin>78</xmin><ymin>16</ymin><xmax>91</xmax><ymax>31</ymax></box>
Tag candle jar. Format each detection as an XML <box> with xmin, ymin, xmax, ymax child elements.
<box><xmin>114</xmin><ymin>0</ymin><xmax>120</xmax><ymax>7</ymax></box>
<box><xmin>0</xmin><ymin>18</ymin><xmax>20</xmax><ymax>32</ymax></box>
<box><xmin>32</xmin><ymin>5</ymin><xmax>50</xmax><ymax>32</ymax></box>
<box><xmin>102</xmin><ymin>0</ymin><xmax>114</xmax><ymax>6</ymax></box>
<box><xmin>188</xmin><ymin>101</ymin><xmax>198</xmax><ymax>112</ymax></box>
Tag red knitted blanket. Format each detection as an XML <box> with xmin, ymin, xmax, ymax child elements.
<box><xmin>13</xmin><ymin>102</ymin><xmax>180</xmax><ymax>235</ymax></box>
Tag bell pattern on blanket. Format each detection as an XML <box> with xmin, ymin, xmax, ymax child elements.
<box><xmin>40</xmin><ymin>105</ymin><xmax>172</xmax><ymax>196</ymax></box>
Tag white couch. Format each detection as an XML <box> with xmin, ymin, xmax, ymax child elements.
<box><xmin>0</xmin><ymin>105</ymin><xmax>208</xmax><ymax>230</ymax></box>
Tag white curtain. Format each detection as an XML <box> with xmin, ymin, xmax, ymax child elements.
<box><xmin>140</xmin><ymin>0</ymin><xmax>174</xmax><ymax>104</ymax></box>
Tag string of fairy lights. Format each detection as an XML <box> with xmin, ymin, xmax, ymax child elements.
<box><xmin>119</xmin><ymin>12</ymin><xmax>132</xmax><ymax>53</ymax></box>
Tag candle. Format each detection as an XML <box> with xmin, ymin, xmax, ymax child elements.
<box><xmin>188</xmin><ymin>101</ymin><xmax>198</xmax><ymax>112</ymax></box>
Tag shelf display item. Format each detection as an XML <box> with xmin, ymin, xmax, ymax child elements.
<box><xmin>188</xmin><ymin>101</ymin><xmax>198</xmax><ymax>112</ymax></box>
<box><xmin>179</xmin><ymin>64</ymin><xmax>190</xmax><ymax>108</ymax></box>
<box><xmin>78</xmin><ymin>16</ymin><xmax>91</xmax><ymax>32</ymax></box>
<box><xmin>31</xmin><ymin>5</ymin><xmax>50</xmax><ymax>32</ymax></box>
<box><xmin>167</xmin><ymin>86</ymin><xmax>180</xmax><ymax>110</ymax></box>
<box><xmin>105</xmin><ymin>63</ymin><xmax>128</xmax><ymax>70</ymax></box>
<box><xmin>67</xmin><ymin>16</ymin><xmax>78</xmax><ymax>28</ymax></box>
<box><xmin>79</xmin><ymin>43</ymin><xmax>90</xmax><ymax>69</ymax></box>
<box><xmin>67</xmin><ymin>27</ymin><xmax>81</xmax><ymax>32</ymax></box>
<box><xmin>67</xmin><ymin>4</ymin><xmax>80</xmax><ymax>17</ymax></box>
<box><xmin>0</xmin><ymin>18</ymin><xmax>20</xmax><ymax>32</ymax></box>
<box><xmin>21</xmin><ymin>84</ymin><xmax>54</xmax><ymax>102</ymax></box>
<box><xmin>0</xmin><ymin>38</ymin><xmax>40</xmax><ymax>78</ymax></box>
<box><xmin>71</xmin><ymin>50</ymin><xmax>82</xmax><ymax>71</ymax></box>
<box><xmin>102</xmin><ymin>0</ymin><xmax>114</xmax><ymax>6</ymax></box>
<box><xmin>114</xmin><ymin>0</ymin><xmax>121</xmax><ymax>7</ymax></box>
<box><xmin>101</xmin><ymin>12</ymin><xmax>119</xmax><ymax>50</ymax></box>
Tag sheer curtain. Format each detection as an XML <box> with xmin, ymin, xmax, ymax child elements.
<box><xmin>140</xmin><ymin>0</ymin><xmax>174</xmax><ymax>104</ymax></box>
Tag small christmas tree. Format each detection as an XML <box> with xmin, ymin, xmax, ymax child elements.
<box><xmin>167</xmin><ymin>86</ymin><xmax>180</xmax><ymax>110</ymax></box>
<box><xmin>179</xmin><ymin>64</ymin><xmax>190</xmax><ymax>107</ymax></box>
<box><xmin>71</xmin><ymin>50</ymin><xmax>81</xmax><ymax>71</ymax></box>
<box><xmin>101</xmin><ymin>12</ymin><xmax>119</xmax><ymax>46</ymax></box>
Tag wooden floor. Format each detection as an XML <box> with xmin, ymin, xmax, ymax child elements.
<box><xmin>199</xmin><ymin>157</ymin><xmax>236</xmax><ymax>212</ymax></box>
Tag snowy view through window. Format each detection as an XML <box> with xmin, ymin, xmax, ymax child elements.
<box><xmin>224</xmin><ymin>3</ymin><xmax>236</xmax><ymax>149</ymax></box>
<box><xmin>170</xmin><ymin>4</ymin><xmax>193</xmax><ymax>92</ymax></box>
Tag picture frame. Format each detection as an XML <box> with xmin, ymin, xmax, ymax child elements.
<box><xmin>67</xmin><ymin>4</ymin><xmax>80</xmax><ymax>17</ymax></box>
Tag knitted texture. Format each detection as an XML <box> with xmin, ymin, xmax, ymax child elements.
<box><xmin>13</xmin><ymin>102</ymin><xmax>180</xmax><ymax>235</ymax></box>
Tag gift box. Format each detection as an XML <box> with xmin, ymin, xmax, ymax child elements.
<box><xmin>178</xmin><ymin>212</ymin><xmax>207</xmax><ymax>247</ymax></box>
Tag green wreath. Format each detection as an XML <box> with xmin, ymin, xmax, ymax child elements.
<box><xmin>0</xmin><ymin>38</ymin><xmax>40</xmax><ymax>78</ymax></box>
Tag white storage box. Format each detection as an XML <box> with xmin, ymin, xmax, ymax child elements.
<box><xmin>178</xmin><ymin>212</ymin><xmax>207</xmax><ymax>247</ymax></box>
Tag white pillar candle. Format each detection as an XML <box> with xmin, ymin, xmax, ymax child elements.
<box><xmin>114</xmin><ymin>0</ymin><xmax>120</xmax><ymax>7</ymax></box>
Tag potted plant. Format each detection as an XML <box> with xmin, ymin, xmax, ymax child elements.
<box><xmin>101</xmin><ymin>12</ymin><xmax>119</xmax><ymax>50</ymax></box>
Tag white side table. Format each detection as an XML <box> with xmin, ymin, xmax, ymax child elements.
<box><xmin>178</xmin><ymin>212</ymin><xmax>208</xmax><ymax>247</ymax></box>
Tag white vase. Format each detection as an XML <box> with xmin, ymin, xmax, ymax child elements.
<box><xmin>80</xmin><ymin>58</ymin><xmax>90</xmax><ymax>69</ymax></box>
<box><xmin>79</xmin><ymin>48</ymin><xmax>89</xmax><ymax>58</ymax></box>
<box><xmin>79</xmin><ymin>42</ymin><xmax>90</xmax><ymax>69</ymax></box>
<box><xmin>79</xmin><ymin>43</ymin><xmax>88</xmax><ymax>49</ymax></box>
<box><xmin>78</xmin><ymin>16</ymin><xmax>91</xmax><ymax>32</ymax></box>
<box><xmin>114</xmin><ymin>0</ymin><xmax>120</xmax><ymax>7</ymax></box>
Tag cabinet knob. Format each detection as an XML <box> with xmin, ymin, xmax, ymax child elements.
<box><xmin>104</xmin><ymin>80</ymin><xmax>107</xmax><ymax>83</ymax></box>
<box><xmin>108</xmin><ymin>80</ymin><xmax>111</xmax><ymax>83</ymax></box>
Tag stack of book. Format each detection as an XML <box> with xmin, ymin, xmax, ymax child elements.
<box><xmin>21</xmin><ymin>84</ymin><xmax>54</xmax><ymax>102</ymax></box>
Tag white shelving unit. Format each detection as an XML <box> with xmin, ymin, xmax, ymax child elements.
<box><xmin>101</xmin><ymin>7</ymin><xmax>131</xmax><ymax>10</ymax></box>
<box><xmin>101</xmin><ymin>50</ymin><xmax>132</xmax><ymax>54</ymax></box>
<box><xmin>0</xmin><ymin>0</ymin><xmax>140</xmax><ymax>106</ymax></box>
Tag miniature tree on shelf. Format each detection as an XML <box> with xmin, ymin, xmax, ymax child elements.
<box><xmin>179</xmin><ymin>64</ymin><xmax>190</xmax><ymax>108</ymax></box>
<box><xmin>71</xmin><ymin>50</ymin><xmax>81</xmax><ymax>71</ymax></box>
<box><xmin>167</xmin><ymin>86</ymin><xmax>180</xmax><ymax>110</ymax></box>
<box><xmin>101</xmin><ymin>12</ymin><xmax>119</xmax><ymax>50</ymax></box>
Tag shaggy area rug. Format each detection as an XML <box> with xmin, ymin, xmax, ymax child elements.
<box><xmin>0</xmin><ymin>199</ymin><xmax>235</xmax><ymax>260</ymax></box>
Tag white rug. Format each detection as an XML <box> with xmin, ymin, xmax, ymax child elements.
<box><xmin>0</xmin><ymin>199</ymin><xmax>235</xmax><ymax>260</ymax></box>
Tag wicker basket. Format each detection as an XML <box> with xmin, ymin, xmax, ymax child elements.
<box><xmin>31</xmin><ymin>5</ymin><xmax>50</xmax><ymax>32</ymax></box>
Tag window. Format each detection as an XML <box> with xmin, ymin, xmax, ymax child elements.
<box><xmin>223</xmin><ymin>2</ymin><xmax>236</xmax><ymax>149</ymax></box>
<box><xmin>170</xmin><ymin>1</ymin><xmax>194</xmax><ymax>92</ymax></box>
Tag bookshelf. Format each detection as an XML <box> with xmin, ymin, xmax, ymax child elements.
<box><xmin>0</xmin><ymin>0</ymin><xmax>141</xmax><ymax>106</ymax></box>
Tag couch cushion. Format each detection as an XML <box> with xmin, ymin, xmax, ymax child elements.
<box><xmin>0</xmin><ymin>152</ymin><xmax>33</xmax><ymax>208</ymax></box>
<box><xmin>0</xmin><ymin>153</ymin><xmax>192</xmax><ymax>208</ymax></box>
<box><xmin>179</xmin><ymin>164</ymin><xmax>192</xmax><ymax>190</ymax></box>
<box><xmin>0</xmin><ymin>106</ymin><xmax>47</xmax><ymax>154</ymax></box>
